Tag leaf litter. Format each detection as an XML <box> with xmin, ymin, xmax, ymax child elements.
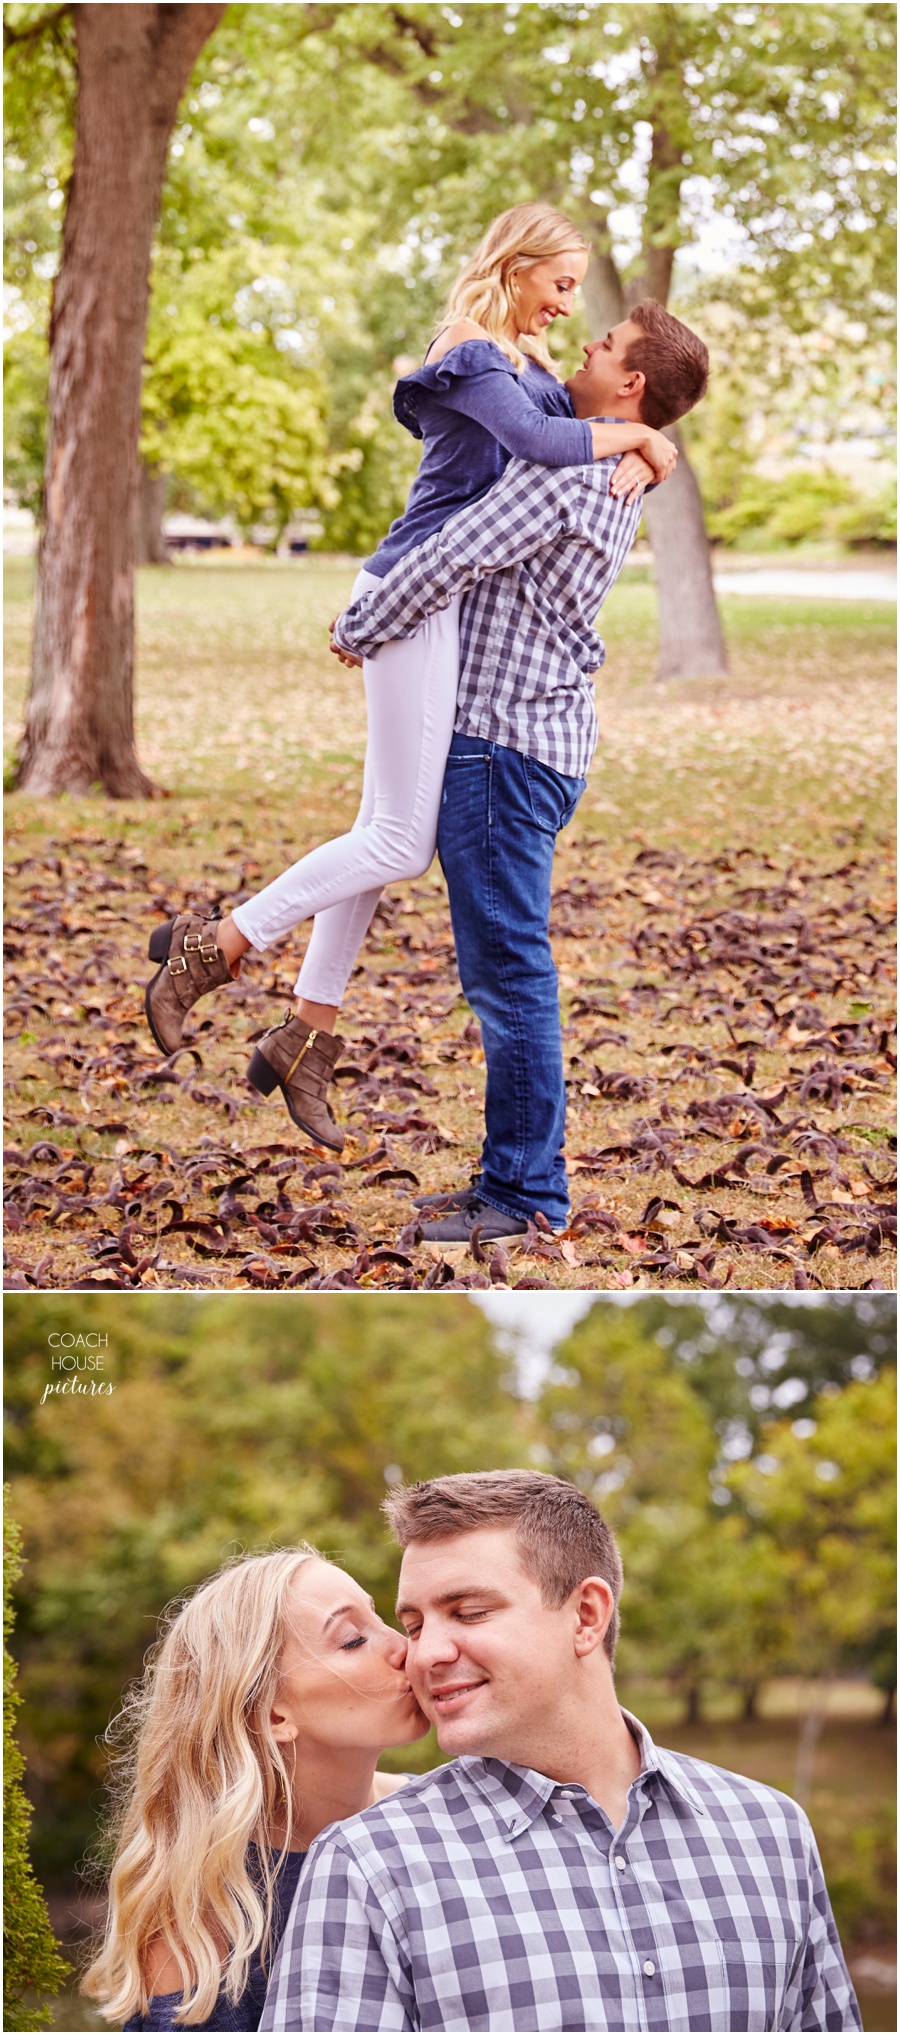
<box><xmin>4</xmin><ymin>823</ymin><xmax>895</xmax><ymax>1292</ymax></box>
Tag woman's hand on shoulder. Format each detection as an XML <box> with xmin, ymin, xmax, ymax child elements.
<box><xmin>641</xmin><ymin>428</ymin><xmax>678</xmax><ymax>481</ymax></box>
<box><xmin>424</xmin><ymin>319</ymin><xmax>487</xmax><ymax>364</ymax></box>
<box><xmin>610</xmin><ymin>450</ymin><xmax>656</xmax><ymax>504</ymax></box>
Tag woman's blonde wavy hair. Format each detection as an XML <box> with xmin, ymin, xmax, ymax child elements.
<box><xmin>82</xmin><ymin>1546</ymin><xmax>324</xmax><ymax>2028</ymax></box>
<box><xmin>439</xmin><ymin>202</ymin><xmax>590</xmax><ymax>375</ymax></box>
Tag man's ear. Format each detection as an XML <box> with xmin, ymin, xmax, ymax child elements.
<box><xmin>571</xmin><ymin>1577</ymin><xmax>615</xmax><ymax>1660</ymax></box>
<box><xmin>618</xmin><ymin>366</ymin><xmax>646</xmax><ymax>405</ymax></box>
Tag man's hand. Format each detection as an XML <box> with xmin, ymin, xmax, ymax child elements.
<box><xmin>329</xmin><ymin>615</ymin><xmax>363</xmax><ymax>669</ymax></box>
<box><xmin>610</xmin><ymin>451</ymin><xmax>656</xmax><ymax>505</ymax></box>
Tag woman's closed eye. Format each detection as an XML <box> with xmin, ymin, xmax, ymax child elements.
<box><xmin>339</xmin><ymin>1632</ymin><xmax>368</xmax><ymax>1651</ymax></box>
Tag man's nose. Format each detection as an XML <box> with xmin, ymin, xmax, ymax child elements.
<box><xmin>412</xmin><ymin>1617</ymin><xmax>460</xmax><ymax>1670</ymax></box>
<box><xmin>583</xmin><ymin>340</ymin><xmax>601</xmax><ymax>358</ymax></box>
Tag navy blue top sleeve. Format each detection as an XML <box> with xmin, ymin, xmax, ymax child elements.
<box><xmin>394</xmin><ymin>340</ymin><xmax>593</xmax><ymax>467</ymax></box>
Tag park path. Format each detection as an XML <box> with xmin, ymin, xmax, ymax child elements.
<box><xmin>713</xmin><ymin>567</ymin><xmax>897</xmax><ymax>602</ymax></box>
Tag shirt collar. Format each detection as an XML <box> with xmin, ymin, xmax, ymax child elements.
<box><xmin>622</xmin><ymin>1708</ymin><xmax>709</xmax><ymax>1817</ymax></box>
<box><xmin>458</xmin><ymin>1708</ymin><xmax>707</xmax><ymax>1836</ymax></box>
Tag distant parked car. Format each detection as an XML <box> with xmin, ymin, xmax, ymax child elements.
<box><xmin>164</xmin><ymin>514</ymin><xmax>233</xmax><ymax>553</ymax></box>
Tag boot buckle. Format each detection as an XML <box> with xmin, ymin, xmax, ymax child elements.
<box><xmin>167</xmin><ymin>954</ymin><xmax>188</xmax><ymax>975</ymax></box>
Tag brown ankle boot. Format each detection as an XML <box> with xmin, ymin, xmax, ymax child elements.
<box><xmin>144</xmin><ymin>913</ymin><xmax>234</xmax><ymax>1055</ymax></box>
<box><xmin>247</xmin><ymin>1012</ymin><xmax>344</xmax><ymax>1153</ymax></box>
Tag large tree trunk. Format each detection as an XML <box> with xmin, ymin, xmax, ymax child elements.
<box><xmin>16</xmin><ymin>3</ymin><xmax>224</xmax><ymax>798</ymax></box>
<box><xmin>582</xmin><ymin>248</ymin><xmax>727</xmax><ymax>681</ymax></box>
<box><xmin>135</xmin><ymin>462</ymin><xmax>169</xmax><ymax>566</ymax></box>
<box><xmin>581</xmin><ymin>245</ymin><xmax>626</xmax><ymax>337</ymax></box>
<box><xmin>640</xmin><ymin>424</ymin><xmax>728</xmax><ymax>680</ymax></box>
<box><xmin>581</xmin><ymin>113</ymin><xmax>728</xmax><ymax>683</ymax></box>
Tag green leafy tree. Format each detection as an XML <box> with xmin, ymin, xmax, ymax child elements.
<box><xmin>3</xmin><ymin>1499</ymin><xmax>68</xmax><ymax>2032</ymax></box>
<box><xmin>727</xmin><ymin>1369</ymin><xmax>898</xmax><ymax>1674</ymax></box>
<box><xmin>728</xmin><ymin>1369</ymin><xmax>897</xmax><ymax>1793</ymax></box>
<box><xmin>141</xmin><ymin>248</ymin><xmax>333</xmax><ymax>543</ymax></box>
<box><xmin>537</xmin><ymin>1307</ymin><xmax>728</xmax><ymax>1719</ymax></box>
<box><xmin>536</xmin><ymin>1298</ymin><xmax>896</xmax><ymax>1721</ymax></box>
<box><xmin>4</xmin><ymin>1294</ymin><xmax>528</xmax><ymax>1878</ymax></box>
<box><xmin>547</xmin><ymin>1294</ymin><xmax>896</xmax><ymax>1451</ymax></box>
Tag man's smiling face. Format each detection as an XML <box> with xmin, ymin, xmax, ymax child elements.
<box><xmin>565</xmin><ymin>317</ymin><xmax>646</xmax><ymax>418</ymax></box>
<box><xmin>396</xmin><ymin>1526</ymin><xmax>580</xmax><ymax>1760</ymax></box>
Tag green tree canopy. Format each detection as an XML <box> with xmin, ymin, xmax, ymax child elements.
<box><xmin>6</xmin><ymin>3</ymin><xmax>895</xmax><ymax>546</ymax></box>
<box><xmin>4</xmin><ymin>1294</ymin><xmax>526</xmax><ymax>1876</ymax></box>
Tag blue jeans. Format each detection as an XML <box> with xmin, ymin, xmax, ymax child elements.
<box><xmin>437</xmin><ymin>732</ymin><xmax>586</xmax><ymax>1229</ymax></box>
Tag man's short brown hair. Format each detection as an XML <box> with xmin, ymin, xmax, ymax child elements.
<box><xmin>384</xmin><ymin>1469</ymin><xmax>623</xmax><ymax>1666</ymax></box>
<box><xmin>626</xmin><ymin>299</ymin><xmax>709</xmax><ymax>430</ymax></box>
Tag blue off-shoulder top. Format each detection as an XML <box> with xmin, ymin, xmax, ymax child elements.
<box><xmin>366</xmin><ymin>338</ymin><xmax>593</xmax><ymax>577</ymax></box>
<box><xmin>121</xmin><ymin>1846</ymin><xmax>306</xmax><ymax>2032</ymax></box>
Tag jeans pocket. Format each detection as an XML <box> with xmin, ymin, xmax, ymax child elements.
<box><xmin>522</xmin><ymin>754</ymin><xmax>585</xmax><ymax>835</ymax></box>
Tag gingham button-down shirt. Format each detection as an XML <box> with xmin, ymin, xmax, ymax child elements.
<box><xmin>259</xmin><ymin>1712</ymin><xmax>860</xmax><ymax>2032</ymax></box>
<box><xmin>331</xmin><ymin>441</ymin><xmax>644</xmax><ymax>781</ymax></box>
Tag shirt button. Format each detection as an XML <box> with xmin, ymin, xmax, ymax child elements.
<box><xmin>615</xmin><ymin>1856</ymin><xmax>626</xmax><ymax>1872</ymax></box>
<box><xmin>643</xmin><ymin>1961</ymin><xmax>656</xmax><ymax>1978</ymax></box>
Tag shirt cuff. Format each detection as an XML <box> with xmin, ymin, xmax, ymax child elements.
<box><xmin>331</xmin><ymin>608</ymin><xmax>360</xmax><ymax>654</ymax></box>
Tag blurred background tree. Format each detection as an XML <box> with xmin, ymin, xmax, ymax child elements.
<box><xmin>4</xmin><ymin>1294</ymin><xmax>524</xmax><ymax>1878</ymax></box>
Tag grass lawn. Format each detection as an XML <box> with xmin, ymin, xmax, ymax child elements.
<box><xmin>4</xmin><ymin>556</ymin><xmax>896</xmax><ymax>1292</ymax></box>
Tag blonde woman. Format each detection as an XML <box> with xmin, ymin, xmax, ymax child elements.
<box><xmin>82</xmin><ymin>1547</ymin><xmax>428</xmax><ymax>2030</ymax></box>
<box><xmin>143</xmin><ymin>203</ymin><xmax>676</xmax><ymax>1146</ymax></box>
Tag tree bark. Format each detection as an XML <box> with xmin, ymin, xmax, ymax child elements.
<box><xmin>580</xmin><ymin>100</ymin><xmax>728</xmax><ymax>682</ymax></box>
<box><xmin>134</xmin><ymin>463</ymin><xmax>169</xmax><ymax>566</ymax></box>
<box><xmin>640</xmin><ymin>424</ymin><xmax>728</xmax><ymax>680</ymax></box>
<box><xmin>580</xmin><ymin>261</ymin><xmax>728</xmax><ymax>681</ymax></box>
<box><xmin>793</xmin><ymin>1682</ymin><xmax>831</xmax><ymax>1809</ymax></box>
<box><xmin>581</xmin><ymin>249</ymin><xmax>626</xmax><ymax>338</ymax></box>
<box><xmin>684</xmin><ymin>1683</ymin><xmax>702</xmax><ymax>1726</ymax></box>
<box><xmin>16</xmin><ymin>3</ymin><xmax>224</xmax><ymax>798</ymax></box>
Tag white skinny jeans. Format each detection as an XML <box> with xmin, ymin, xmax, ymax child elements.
<box><xmin>231</xmin><ymin>570</ymin><xmax>461</xmax><ymax>1005</ymax></box>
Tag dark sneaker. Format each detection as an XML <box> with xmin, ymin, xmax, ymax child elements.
<box><xmin>419</xmin><ymin>1197</ymin><xmax>530</xmax><ymax>1244</ymax></box>
<box><xmin>145</xmin><ymin>913</ymin><xmax>233</xmax><ymax>1055</ymax></box>
<box><xmin>412</xmin><ymin>1179</ymin><xmax>481</xmax><ymax>1213</ymax></box>
<box><xmin>247</xmin><ymin>1011</ymin><xmax>344</xmax><ymax>1153</ymax></box>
